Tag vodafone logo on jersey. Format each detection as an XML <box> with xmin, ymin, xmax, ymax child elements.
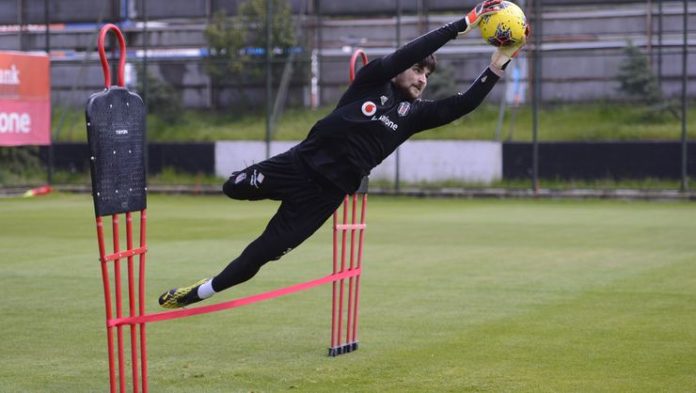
<box><xmin>361</xmin><ymin>101</ymin><xmax>377</xmax><ymax>117</ymax></box>
<box><xmin>0</xmin><ymin>51</ymin><xmax>51</xmax><ymax>146</ymax></box>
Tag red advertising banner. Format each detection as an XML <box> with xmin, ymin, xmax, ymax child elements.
<box><xmin>0</xmin><ymin>51</ymin><xmax>51</xmax><ymax>146</ymax></box>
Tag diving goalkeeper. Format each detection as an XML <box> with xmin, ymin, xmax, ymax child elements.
<box><xmin>159</xmin><ymin>0</ymin><xmax>528</xmax><ymax>309</ymax></box>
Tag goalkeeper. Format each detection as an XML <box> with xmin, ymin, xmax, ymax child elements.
<box><xmin>159</xmin><ymin>0</ymin><xmax>527</xmax><ymax>309</ymax></box>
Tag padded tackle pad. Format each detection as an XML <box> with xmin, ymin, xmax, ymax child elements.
<box><xmin>86</xmin><ymin>87</ymin><xmax>147</xmax><ymax>216</ymax></box>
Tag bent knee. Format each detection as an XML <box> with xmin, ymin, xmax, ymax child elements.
<box><xmin>223</xmin><ymin>170</ymin><xmax>263</xmax><ymax>200</ymax></box>
<box><xmin>223</xmin><ymin>173</ymin><xmax>246</xmax><ymax>199</ymax></box>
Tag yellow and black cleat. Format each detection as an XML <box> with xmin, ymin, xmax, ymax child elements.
<box><xmin>158</xmin><ymin>278</ymin><xmax>209</xmax><ymax>309</ymax></box>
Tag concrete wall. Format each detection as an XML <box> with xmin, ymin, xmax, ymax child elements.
<box><xmin>215</xmin><ymin>140</ymin><xmax>503</xmax><ymax>183</ymax></box>
<box><xmin>42</xmin><ymin>140</ymin><xmax>696</xmax><ymax>181</ymax></box>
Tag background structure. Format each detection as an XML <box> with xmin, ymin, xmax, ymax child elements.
<box><xmin>0</xmin><ymin>0</ymin><xmax>693</xmax><ymax>192</ymax></box>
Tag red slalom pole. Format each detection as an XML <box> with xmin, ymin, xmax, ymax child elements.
<box><xmin>139</xmin><ymin>210</ymin><xmax>148</xmax><ymax>393</ymax></box>
<box><xmin>349</xmin><ymin>49</ymin><xmax>368</xmax><ymax>82</ymax></box>
<box><xmin>96</xmin><ymin>211</ymin><xmax>150</xmax><ymax>392</ymax></box>
<box><xmin>92</xmin><ymin>23</ymin><xmax>150</xmax><ymax>391</ymax></box>
<box><xmin>351</xmin><ymin>193</ymin><xmax>368</xmax><ymax>342</ymax></box>
<box><xmin>336</xmin><ymin>196</ymin><xmax>349</xmax><ymax>349</ymax></box>
<box><xmin>328</xmin><ymin>48</ymin><xmax>369</xmax><ymax>356</ymax></box>
<box><xmin>330</xmin><ymin>208</ymin><xmax>338</xmax><ymax>350</ymax></box>
<box><xmin>345</xmin><ymin>194</ymin><xmax>358</xmax><ymax>344</ymax></box>
<box><xmin>126</xmin><ymin>213</ymin><xmax>139</xmax><ymax>393</ymax></box>
<box><xmin>97</xmin><ymin>24</ymin><xmax>127</xmax><ymax>88</ymax></box>
<box><xmin>96</xmin><ymin>216</ymin><xmax>117</xmax><ymax>393</ymax></box>
<box><xmin>112</xmin><ymin>215</ymin><xmax>126</xmax><ymax>393</ymax></box>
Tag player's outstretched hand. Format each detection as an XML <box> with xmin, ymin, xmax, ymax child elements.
<box><xmin>491</xmin><ymin>24</ymin><xmax>530</xmax><ymax>70</ymax></box>
<box><xmin>460</xmin><ymin>0</ymin><xmax>503</xmax><ymax>36</ymax></box>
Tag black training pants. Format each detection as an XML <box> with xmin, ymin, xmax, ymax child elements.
<box><xmin>212</xmin><ymin>148</ymin><xmax>345</xmax><ymax>292</ymax></box>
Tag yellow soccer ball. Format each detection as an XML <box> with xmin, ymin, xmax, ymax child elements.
<box><xmin>479</xmin><ymin>1</ymin><xmax>528</xmax><ymax>47</ymax></box>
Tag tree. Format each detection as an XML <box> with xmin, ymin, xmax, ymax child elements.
<box><xmin>616</xmin><ymin>42</ymin><xmax>661</xmax><ymax>104</ymax></box>
<box><xmin>144</xmin><ymin>72</ymin><xmax>183</xmax><ymax>124</ymax></box>
<box><xmin>203</xmin><ymin>10</ymin><xmax>248</xmax><ymax>109</ymax></box>
<box><xmin>422</xmin><ymin>61</ymin><xmax>457</xmax><ymax>101</ymax></box>
<box><xmin>616</xmin><ymin>42</ymin><xmax>679</xmax><ymax>121</ymax></box>
<box><xmin>203</xmin><ymin>0</ymin><xmax>297</xmax><ymax>110</ymax></box>
<box><xmin>239</xmin><ymin>0</ymin><xmax>296</xmax><ymax>54</ymax></box>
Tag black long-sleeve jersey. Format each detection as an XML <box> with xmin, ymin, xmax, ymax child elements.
<box><xmin>295</xmin><ymin>22</ymin><xmax>502</xmax><ymax>194</ymax></box>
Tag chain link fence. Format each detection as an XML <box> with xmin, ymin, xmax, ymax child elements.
<box><xmin>0</xmin><ymin>0</ymin><xmax>693</xmax><ymax>192</ymax></box>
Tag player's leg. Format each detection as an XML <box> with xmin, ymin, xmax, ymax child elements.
<box><xmin>222</xmin><ymin>167</ymin><xmax>271</xmax><ymax>201</ymax></box>
<box><xmin>222</xmin><ymin>149</ymin><xmax>300</xmax><ymax>202</ymax></box>
<box><xmin>211</xmin><ymin>190</ymin><xmax>343</xmax><ymax>292</ymax></box>
<box><xmin>159</xmin><ymin>161</ymin><xmax>344</xmax><ymax>308</ymax></box>
<box><xmin>158</xmin><ymin>192</ymin><xmax>342</xmax><ymax>308</ymax></box>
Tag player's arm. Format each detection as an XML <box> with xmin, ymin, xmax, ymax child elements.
<box><xmin>411</xmin><ymin>67</ymin><xmax>502</xmax><ymax>131</ymax></box>
<box><xmin>411</xmin><ymin>30</ymin><xmax>529</xmax><ymax>131</ymax></box>
<box><xmin>351</xmin><ymin>0</ymin><xmax>503</xmax><ymax>86</ymax></box>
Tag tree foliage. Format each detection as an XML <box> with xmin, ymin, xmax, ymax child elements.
<box><xmin>0</xmin><ymin>147</ymin><xmax>43</xmax><ymax>184</ymax></box>
<box><xmin>204</xmin><ymin>10</ymin><xmax>248</xmax><ymax>82</ymax></box>
<box><xmin>203</xmin><ymin>0</ymin><xmax>297</xmax><ymax>109</ymax></box>
<box><xmin>143</xmin><ymin>72</ymin><xmax>183</xmax><ymax>123</ymax></box>
<box><xmin>238</xmin><ymin>0</ymin><xmax>296</xmax><ymax>52</ymax></box>
<box><xmin>616</xmin><ymin>42</ymin><xmax>661</xmax><ymax>104</ymax></box>
<box><xmin>422</xmin><ymin>61</ymin><xmax>457</xmax><ymax>101</ymax></box>
<box><xmin>616</xmin><ymin>42</ymin><xmax>681</xmax><ymax>122</ymax></box>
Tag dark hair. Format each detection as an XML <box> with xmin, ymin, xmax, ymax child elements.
<box><xmin>416</xmin><ymin>54</ymin><xmax>437</xmax><ymax>74</ymax></box>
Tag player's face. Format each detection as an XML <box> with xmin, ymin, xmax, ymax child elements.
<box><xmin>393</xmin><ymin>65</ymin><xmax>432</xmax><ymax>100</ymax></box>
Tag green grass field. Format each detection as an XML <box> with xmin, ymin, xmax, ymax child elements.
<box><xmin>1</xmin><ymin>193</ymin><xmax>695</xmax><ymax>392</ymax></box>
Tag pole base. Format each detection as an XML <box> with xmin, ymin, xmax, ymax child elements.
<box><xmin>328</xmin><ymin>342</ymin><xmax>359</xmax><ymax>357</ymax></box>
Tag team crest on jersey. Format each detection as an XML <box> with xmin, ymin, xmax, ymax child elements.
<box><xmin>361</xmin><ymin>101</ymin><xmax>377</xmax><ymax>116</ymax></box>
<box><xmin>397</xmin><ymin>101</ymin><xmax>411</xmax><ymax>117</ymax></box>
<box><xmin>234</xmin><ymin>172</ymin><xmax>247</xmax><ymax>184</ymax></box>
